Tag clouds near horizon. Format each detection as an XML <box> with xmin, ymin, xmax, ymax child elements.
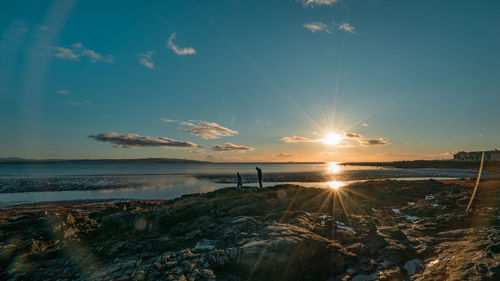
<box><xmin>281</xmin><ymin>136</ymin><xmax>319</xmax><ymax>143</ymax></box>
<box><xmin>89</xmin><ymin>132</ymin><xmax>198</xmax><ymax>148</ymax></box>
<box><xmin>343</xmin><ymin>132</ymin><xmax>389</xmax><ymax>146</ymax></box>
<box><xmin>211</xmin><ymin>143</ymin><xmax>254</xmax><ymax>152</ymax></box>
<box><xmin>273</xmin><ymin>152</ymin><xmax>296</xmax><ymax>158</ymax></box>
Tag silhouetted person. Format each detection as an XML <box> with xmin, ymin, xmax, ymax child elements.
<box><xmin>256</xmin><ymin>167</ymin><xmax>263</xmax><ymax>189</ymax></box>
<box><xmin>237</xmin><ymin>172</ymin><xmax>242</xmax><ymax>188</ymax></box>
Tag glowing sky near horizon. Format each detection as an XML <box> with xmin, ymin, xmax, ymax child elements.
<box><xmin>0</xmin><ymin>0</ymin><xmax>499</xmax><ymax>162</ymax></box>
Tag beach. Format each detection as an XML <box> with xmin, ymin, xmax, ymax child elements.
<box><xmin>1</xmin><ymin>179</ymin><xmax>498</xmax><ymax>280</ymax></box>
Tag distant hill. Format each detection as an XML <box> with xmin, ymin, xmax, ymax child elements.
<box><xmin>342</xmin><ymin>160</ymin><xmax>499</xmax><ymax>170</ymax></box>
<box><xmin>0</xmin><ymin>158</ymin><xmax>207</xmax><ymax>164</ymax></box>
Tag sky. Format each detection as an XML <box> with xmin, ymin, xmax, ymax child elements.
<box><xmin>0</xmin><ymin>0</ymin><xmax>499</xmax><ymax>162</ymax></box>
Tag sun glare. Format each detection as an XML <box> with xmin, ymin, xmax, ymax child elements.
<box><xmin>323</xmin><ymin>133</ymin><xmax>343</xmax><ymax>146</ymax></box>
<box><xmin>327</xmin><ymin>181</ymin><xmax>345</xmax><ymax>190</ymax></box>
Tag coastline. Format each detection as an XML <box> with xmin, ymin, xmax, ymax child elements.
<box><xmin>1</xmin><ymin>179</ymin><xmax>498</xmax><ymax>280</ymax></box>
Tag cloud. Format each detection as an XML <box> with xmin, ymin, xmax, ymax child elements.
<box><xmin>343</xmin><ymin>132</ymin><xmax>389</xmax><ymax>146</ymax></box>
<box><xmin>57</xmin><ymin>89</ymin><xmax>69</xmax><ymax>95</ymax></box>
<box><xmin>167</xmin><ymin>32</ymin><xmax>196</xmax><ymax>56</ymax></box>
<box><xmin>89</xmin><ymin>132</ymin><xmax>198</xmax><ymax>148</ymax></box>
<box><xmin>67</xmin><ymin>100</ymin><xmax>91</xmax><ymax>106</ymax></box>
<box><xmin>281</xmin><ymin>136</ymin><xmax>319</xmax><ymax>143</ymax></box>
<box><xmin>137</xmin><ymin>51</ymin><xmax>155</xmax><ymax>69</ymax></box>
<box><xmin>359</xmin><ymin>138</ymin><xmax>389</xmax><ymax>146</ymax></box>
<box><xmin>179</xmin><ymin>121</ymin><xmax>195</xmax><ymax>126</ymax></box>
<box><xmin>52</xmin><ymin>46</ymin><xmax>79</xmax><ymax>60</ymax></box>
<box><xmin>211</xmin><ymin>143</ymin><xmax>254</xmax><ymax>152</ymax></box>
<box><xmin>180</xmin><ymin>120</ymin><xmax>238</xmax><ymax>139</ymax></box>
<box><xmin>160</xmin><ymin>118</ymin><xmax>178</xmax><ymax>123</ymax></box>
<box><xmin>362</xmin><ymin>123</ymin><xmax>368</xmax><ymax>127</ymax></box>
<box><xmin>303</xmin><ymin>22</ymin><xmax>330</xmax><ymax>33</ymax></box>
<box><xmin>344</xmin><ymin>132</ymin><xmax>363</xmax><ymax>139</ymax></box>
<box><xmin>338</xmin><ymin>23</ymin><xmax>355</xmax><ymax>33</ymax></box>
<box><xmin>273</xmin><ymin>153</ymin><xmax>296</xmax><ymax>158</ymax></box>
<box><xmin>52</xmin><ymin>42</ymin><xmax>114</xmax><ymax>63</ymax></box>
<box><xmin>299</xmin><ymin>0</ymin><xmax>338</xmax><ymax>8</ymax></box>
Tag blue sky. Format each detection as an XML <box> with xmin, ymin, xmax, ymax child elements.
<box><xmin>1</xmin><ymin>0</ymin><xmax>499</xmax><ymax>161</ymax></box>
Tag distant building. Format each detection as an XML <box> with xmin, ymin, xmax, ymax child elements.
<box><xmin>453</xmin><ymin>149</ymin><xmax>500</xmax><ymax>161</ymax></box>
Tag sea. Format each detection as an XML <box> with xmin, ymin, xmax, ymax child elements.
<box><xmin>0</xmin><ymin>162</ymin><xmax>481</xmax><ymax>206</ymax></box>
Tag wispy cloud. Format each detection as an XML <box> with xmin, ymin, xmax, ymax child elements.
<box><xmin>89</xmin><ymin>132</ymin><xmax>198</xmax><ymax>148</ymax></box>
<box><xmin>343</xmin><ymin>132</ymin><xmax>389</xmax><ymax>146</ymax></box>
<box><xmin>281</xmin><ymin>136</ymin><xmax>320</xmax><ymax>143</ymax></box>
<box><xmin>299</xmin><ymin>0</ymin><xmax>338</xmax><ymax>8</ymax></box>
<box><xmin>52</xmin><ymin>42</ymin><xmax>114</xmax><ymax>63</ymax></box>
<box><xmin>273</xmin><ymin>153</ymin><xmax>296</xmax><ymax>158</ymax></box>
<box><xmin>211</xmin><ymin>143</ymin><xmax>254</xmax><ymax>152</ymax></box>
<box><xmin>303</xmin><ymin>22</ymin><xmax>330</xmax><ymax>33</ymax></box>
<box><xmin>137</xmin><ymin>51</ymin><xmax>155</xmax><ymax>69</ymax></box>
<box><xmin>167</xmin><ymin>32</ymin><xmax>196</xmax><ymax>56</ymax></box>
<box><xmin>52</xmin><ymin>46</ymin><xmax>79</xmax><ymax>60</ymax></box>
<box><xmin>180</xmin><ymin>120</ymin><xmax>238</xmax><ymax>139</ymax></box>
<box><xmin>160</xmin><ymin>118</ymin><xmax>179</xmax><ymax>123</ymax></box>
<box><xmin>67</xmin><ymin>100</ymin><xmax>91</xmax><ymax>106</ymax></box>
<box><xmin>57</xmin><ymin>89</ymin><xmax>69</xmax><ymax>95</ymax></box>
<box><xmin>338</xmin><ymin>23</ymin><xmax>355</xmax><ymax>33</ymax></box>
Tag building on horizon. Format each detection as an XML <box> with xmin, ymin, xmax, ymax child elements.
<box><xmin>453</xmin><ymin>149</ymin><xmax>500</xmax><ymax>161</ymax></box>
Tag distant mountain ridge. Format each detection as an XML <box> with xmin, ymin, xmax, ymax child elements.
<box><xmin>0</xmin><ymin>158</ymin><xmax>207</xmax><ymax>164</ymax></box>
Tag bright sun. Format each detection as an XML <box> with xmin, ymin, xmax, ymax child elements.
<box><xmin>323</xmin><ymin>133</ymin><xmax>343</xmax><ymax>146</ymax></box>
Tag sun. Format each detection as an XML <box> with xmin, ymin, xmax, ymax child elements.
<box><xmin>323</xmin><ymin>133</ymin><xmax>343</xmax><ymax>146</ymax></box>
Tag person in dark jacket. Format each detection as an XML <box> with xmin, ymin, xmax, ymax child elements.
<box><xmin>237</xmin><ymin>172</ymin><xmax>243</xmax><ymax>188</ymax></box>
<box><xmin>256</xmin><ymin>167</ymin><xmax>263</xmax><ymax>189</ymax></box>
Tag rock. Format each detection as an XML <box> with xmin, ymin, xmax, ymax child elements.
<box><xmin>404</xmin><ymin>258</ymin><xmax>425</xmax><ymax>275</ymax></box>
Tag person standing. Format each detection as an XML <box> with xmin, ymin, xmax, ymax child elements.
<box><xmin>237</xmin><ymin>172</ymin><xmax>243</xmax><ymax>188</ymax></box>
<box><xmin>255</xmin><ymin>167</ymin><xmax>263</xmax><ymax>189</ymax></box>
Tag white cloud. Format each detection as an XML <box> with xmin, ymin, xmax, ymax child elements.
<box><xmin>338</xmin><ymin>23</ymin><xmax>355</xmax><ymax>33</ymax></box>
<box><xmin>52</xmin><ymin>42</ymin><xmax>114</xmax><ymax>63</ymax></box>
<box><xmin>303</xmin><ymin>22</ymin><xmax>330</xmax><ymax>33</ymax></box>
<box><xmin>137</xmin><ymin>51</ymin><xmax>155</xmax><ymax>69</ymax></box>
<box><xmin>180</xmin><ymin>120</ymin><xmax>238</xmax><ymax>139</ymax></box>
<box><xmin>167</xmin><ymin>32</ymin><xmax>196</xmax><ymax>56</ymax></box>
<box><xmin>89</xmin><ymin>132</ymin><xmax>198</xmax><ymax>148</ymax></box>
<box><xmin>211</xmin><ymin>143</ymin><xmax>254</xmax><ymax>152</ymax></box>
<box><xmin>281</xmin><ymin>136</ymin><xmax>320</xmax><ymax>143</ymax></box>
<box><xmin>299</xmin><ymin>0</ymin><xmax>338</xmax><ymax>8</ymax></box>
<box><xmin>57</xmin><ymin>90</ymin><xmax>69</xmax><ymax>95</ymax></box>
<box><xmin>362</xmin><ymin>123</ymin><xmax>368</xmax><ymax>127</ymax></box>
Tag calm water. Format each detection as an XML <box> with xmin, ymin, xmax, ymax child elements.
<box><xmin>0</xmin><ymin>162</ymin><xmax>478</xmax><ymax>206</ymax></box>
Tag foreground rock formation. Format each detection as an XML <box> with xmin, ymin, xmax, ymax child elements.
<box><xmin>0</xmin><ymin>179</ymin><xmax>499</xmax><ymax>280</ymax></box>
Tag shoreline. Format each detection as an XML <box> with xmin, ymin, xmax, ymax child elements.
<box><xmin>1</xmin><ymin>178</ymin><xmax>497</xmax><ymax>217</ymax></box>
<box><xmin>0</xmin><ymin>178</ymin><xmax>498</xmax><ymax>280</ymax></box>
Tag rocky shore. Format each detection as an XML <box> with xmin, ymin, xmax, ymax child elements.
<box><xmin>0</xmin><ymin>179</ymin><xmax>498</xmax><ymax>280</ymax></box>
